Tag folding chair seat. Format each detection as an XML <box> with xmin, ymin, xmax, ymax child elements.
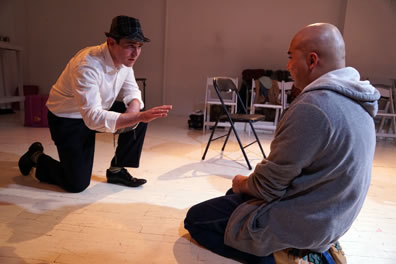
<box><xmin>202</xmin><ymin>77</ymin><xmax>266</xmax><ymax>170</ymax></box>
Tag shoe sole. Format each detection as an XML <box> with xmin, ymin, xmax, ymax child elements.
<box><xmin>107</xmin><ymin>179</ymin><xmax>147</xmax><ymax>187</ymax></box>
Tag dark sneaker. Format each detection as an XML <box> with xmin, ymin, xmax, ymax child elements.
<box><xmin>18</xmin><ymin>142</ymin><xmax>44</xmax><ymax>176</ymax></box>
<box><xmin>106</xmin><ymin>168</ymin><xmax>147</xmax><ymax>187</ymax></box>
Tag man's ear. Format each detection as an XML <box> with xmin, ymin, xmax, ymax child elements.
<box><xmin>308</xmin><ymin>52</ymin><xmax>318</xmax><ymax>70</ymax></box>
<box><xmin>107</xmin><ymin>37</ymin><xmax>116</xmax><ymax>47</ymax></box>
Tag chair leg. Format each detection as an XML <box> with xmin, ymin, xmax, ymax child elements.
<box><xmin>202</xmin><ymin>120</ymin><xmax>219</xmax><ymax>160</ymax></box>
<box><xmin>391</xmin><ymin>116</ymin><xmax>396</xmax><ymax>134</ymax></box>
<box><xmin>228</xmin><ymin>121</ymin><xmax>252</xmax><ymax>170</ymax></box>
<box><xmin>274</xmin><ymin>108</ymin><xmax>280</xmax><ymax>127</ymax></box>
<box><xmin>378</xmin><ymin>102</ymin><xmax>390</xmax><ymax>133</ymax></box>
<box><xmin>390</xmin><ymin>97</ymin><xmax>396</xmax><ymax>134</ymax></box>
<box><xmin>221</xmin><ymin>126</ymin><xmax>233</xmax><ymax>151</ymax></box>
<box><xmin>249</xmin><ymin>121</ymin><xmax>266</xmax><ymax>159</ymax></box>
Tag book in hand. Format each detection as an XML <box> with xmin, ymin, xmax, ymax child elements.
<box><xmin>115</xmin><ymin>123</ymin><xmax>139</xmax><ymax>134</ymax></box>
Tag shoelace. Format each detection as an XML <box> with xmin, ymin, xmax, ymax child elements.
<box><xmin>120</xmin><ymin>168</ymin><xmax>135</xmax><ymax>181</ymax></box>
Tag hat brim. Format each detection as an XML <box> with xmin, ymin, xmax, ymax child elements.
<box><xmin>105</xmin><ymin>32</ymin><xmax>150</xmax><ymax>42</ymax></box>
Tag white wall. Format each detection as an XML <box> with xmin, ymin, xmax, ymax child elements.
<box><xmin>1</xmin><ymin>0</ymin><xmax>395</xmax><ymax>116</ymax></box>
<box><xmin>22</xmin><ymin>0</ymin><xmax>166</xmax><ymax>108</ymax></box>
<box><xmin>343</xmin><ymin>0</ymin><xmax>396</xmax><ymax>79</ymax></box>
<box><xmin>164</xmin><ymin>0</ymin><xmax>346</xmax><ymax>115</ymax></box>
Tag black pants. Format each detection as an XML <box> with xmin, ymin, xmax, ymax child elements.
<box><xmin>185</xmin><ymin>189</ymin><xmax>336</xmax><ymax>264</ymax></box>
<box><xmin>36</xmin><ymin>102</ymin><xmax>147</xmax><ymax>193</ymax></box>
<box><xmin>184</xmin><ymin>189</ymin><xmax>275</xmax><ymax>264</ymax></box>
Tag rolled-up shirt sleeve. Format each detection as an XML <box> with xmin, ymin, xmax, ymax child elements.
<box><xmin>118</xmin><ymin>68</ymin><xmax>144</xmax><ymax>110</ymax></box>
<box><xmin>72</xmin><ymin>65</ymin><xmax>120</xmax><ymax>133</ymax></box>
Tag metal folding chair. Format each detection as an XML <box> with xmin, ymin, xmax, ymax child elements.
<box><xmin>202</xmin><ymin>77</ymin><xmax>267</xmax><ymax>170</ymax></box>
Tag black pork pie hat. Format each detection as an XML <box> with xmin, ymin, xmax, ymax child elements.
<box><xmin>105</xmin><ymin>16</ymin><xmax>150</xmax><ymax>42</ymax></box>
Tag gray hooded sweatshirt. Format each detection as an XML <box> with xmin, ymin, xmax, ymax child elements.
<box><xmin>224</xmin><ymin>67</ymin><xmax>381</xmax><ymax>256</ymax></box>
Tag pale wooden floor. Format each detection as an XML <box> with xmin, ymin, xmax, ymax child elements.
<box><xmin>0</xmin><ymin>113</ymin><xmax>395</xmax><ymax>264</ymax></box>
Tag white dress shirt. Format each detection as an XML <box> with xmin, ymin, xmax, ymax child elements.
<box><xmin>46</xmin><ymin>42</ymin><xmax>144</xmax><ymax>133</ymax></box>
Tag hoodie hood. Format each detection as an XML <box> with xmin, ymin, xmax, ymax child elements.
<box><xmin>302</xmin><ymin>67</ymin><xmax>381</xmax><ymax>117</ymax></box>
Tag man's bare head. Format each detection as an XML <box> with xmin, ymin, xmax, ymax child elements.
<box><xmin>287</xmin><ymin>23</ymin><xmax>346</xmax><ymax>90</ymax></box>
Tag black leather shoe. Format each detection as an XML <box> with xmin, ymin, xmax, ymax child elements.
<box><xmin>106</xmin><ymin>168</ymin><xmax>147</xmax><ymax>187</ymax></box>
<box><xmin>18</xmin><ymin>142</ymin><xmax>44</xmax><ymax>176</ymax></box>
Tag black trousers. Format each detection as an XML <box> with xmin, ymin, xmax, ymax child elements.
<box><xmin>185</xmin><ymin>189</ymin><xmax>275</xmax><ymax>264</ymax></box>
<box><xmin>185</xmin><ymin>189</ymin><xmax>336</xmax><ymax>264</ymax></box>
<box><xmin>36</xmin><ymin>102</ymin><xmax>147</xmax><ymax>193</ymax></box>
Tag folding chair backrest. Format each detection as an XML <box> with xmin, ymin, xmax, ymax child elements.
<box><xmin>214</xmin><ymin>78</ymin><xmax>238</xmax><ymax>93</ymax></box>
<box><xmin>282</xmin><ymin>81</ymin><xmax>294</xmax><ymax>110</ymax></box>
<box><xmin>214</xmin><ymin>77</ymin><xmax>248</xmax><ymax>114</ymax></box>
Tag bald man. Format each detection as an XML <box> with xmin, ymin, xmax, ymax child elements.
<box><xmin>184</xmin><ymin>23</ymin><xmax>380</xmax><ymax>263</ymax></box>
